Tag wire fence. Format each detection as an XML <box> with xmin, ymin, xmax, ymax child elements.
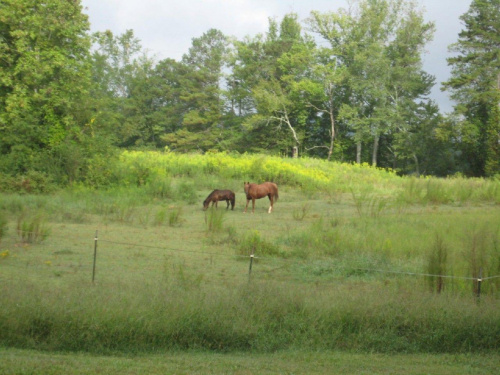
<box><xmin>1</xmin><ymin>228</ymin><xmax>499</xmax><ymax>298</ymax></box>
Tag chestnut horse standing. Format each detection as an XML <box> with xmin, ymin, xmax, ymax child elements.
<box><xmin>244</xmin><ymin>182</ymin><xmax>279</xmax><ymax>213</ymax></box>
<box><xmin>203</xmin><ymin>189</ymin><xmax>235</xmax><ymax>210</ymax></box>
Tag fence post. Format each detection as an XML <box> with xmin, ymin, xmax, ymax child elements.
<box><xmin>248</xmin><ymin>252</ymin><xmax>254</xmax><ymax>283</ymax></box>
<box><xmin>92</xmin><ymin>230</ymin><xmax>98</xmax><ymax>283</ymax></box>
<box><xmin>476</xmin><ymin>267</ymin><xmax>482</xmax><ymax>301</ymax></box>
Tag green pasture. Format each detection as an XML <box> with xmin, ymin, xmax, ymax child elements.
<box><xmin>0</xmin><ymin>153</ymin><xmax>499</xmax><ymax>372</ymax></box>
<box><xmin>1</xmin><ymin>348</ymin><xmax>500</xmax><ymax>375</ymax></box>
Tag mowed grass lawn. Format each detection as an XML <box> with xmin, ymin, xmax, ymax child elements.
<box><xmin>2</xmin><ymin>348</ymin><xmax>500</xmax><ymax>374</ymax></box>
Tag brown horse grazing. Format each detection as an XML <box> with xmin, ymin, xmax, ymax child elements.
<box><xmin>203</xmin><ymin>189</ymin><xmax>235</xmax><ymax>210</ymax></box>
<box><xmin>244</xmin><ymin>182</ymin><xmax>279</xmax><ymax>214</ymax></box>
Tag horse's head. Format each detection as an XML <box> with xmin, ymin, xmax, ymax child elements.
<box><xmin>244</xmin><ymin>182</ymin><xmax>250</xmax><ymax>194</ymax></box>
<box><xmin>202</xmin><ymin>199</ymin><xmax>210</xmax><ymax>210</ymax></box>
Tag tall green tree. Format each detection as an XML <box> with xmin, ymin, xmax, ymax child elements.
<box><xmin>309</xmin><ymin>0</ymin><xmax>435</xmax><ymax>167</ymax></box>
<box><xmin>442</xmin><ymin>0</ymin><xmax>500</xmax><ymax>176</ymax></box>
<box><xmin>162</xmin><ymin>29</ymin><xmax>230</xmax><ymax>152</ymax></box>
<box><xmin>0</xmin><ymin>0</ymin><xmax>92</xmax><ymax>179</ymax></box>
<box><xmin>232</xmin><ymin>14</ymin><xmax>315</xmax><ymax>156</ymax></box>
<box><xmin>90</xmin><ymin>29</ymin><xmax>156</xmax><ymax>147</ymax></box>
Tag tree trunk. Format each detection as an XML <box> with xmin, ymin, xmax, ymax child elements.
<box><xmin>356</xmin><ymin>142</ymin><xmax>362</xmax><ymax>164</ymax></box>
<box><xmin>327</xmin><ymin>111</ymin><xmax>335</xmax><ymax>161</ymax></box>
<box><xmin>413</xmin><ymin>153</ymin><xmax>420</xmax><ymax>177</ymax></box>
<box><xmin>372</xmin><ymin>135</ymin><xmax>379</xmax><ymax>167</ymax></box>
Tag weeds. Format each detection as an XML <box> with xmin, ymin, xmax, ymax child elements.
<box><xmin>168</xmin><ymin>207</ymin><xmax>183</xmax><ymax>227</ymax></box>
<box><xmin>205</xmin><ymin>207</ymin><xmax>225</xmax><ymax>233</ymax></box>
<box><xmin>292</xmin><ymin>203</ymin><xmax>310</xmax><ymax>221</ymax></box>
<box><xmin>16</xmin><ymin>212</ymin><xmax>51</xmax><ymax>243</ymax></box>
<box><xmin>237</xmin><ymin>230</ymin><xmax>281</xmax><ymax>257</ymax></box>
<box><xmin>350</xmin><ymin>189</ymin><xmax>389</xmax><ymax>218</ymax></box>
<box><xmin>426</xmin><ymin>234</ymin><xmax>448</xmax><ymax>293</ymax></box>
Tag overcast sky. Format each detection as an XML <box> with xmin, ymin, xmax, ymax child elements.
<box><xmin>81</xmin><ymin>0</ymin><xmax>472</xmax><ymax>113</ymax></box>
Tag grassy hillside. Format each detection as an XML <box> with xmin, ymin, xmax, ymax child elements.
<box><xmin>0</xmin><ymin>152</ymin><xmax>499</xmax><ymax>355</ymax></box>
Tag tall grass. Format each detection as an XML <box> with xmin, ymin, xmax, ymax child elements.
<box><xmin>0</xmin><ymin>278</ymin><xmax>498</xmax><ymax>354</ymax></box>
<box><xmin>426</xmin><ymin>235</ymin><xmax>448</xmax><ymax>293</ymax></box>
<box><xmin>16</xmin><ymin>211</ymin><xmax>51</xmax><ymax>243</ymax></box>
<box><xmin>204</xmin><ymin>207</ymin><xmax>225</xmax><ymax>233</ymax></box>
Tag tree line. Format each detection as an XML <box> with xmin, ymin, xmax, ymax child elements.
<box><xmin>0</xmin><ymin>0</ymin><xmax>498</xmax><ymax>188</ymax></box>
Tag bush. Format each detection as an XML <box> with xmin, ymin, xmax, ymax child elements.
<box><xmin>0</xmin><ymin>171</ymin><xmax>56</xmax><ymax>194</ymax></box>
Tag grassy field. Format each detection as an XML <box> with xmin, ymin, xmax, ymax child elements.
<box><xmin>1</xmin><ymin>152</ymin><xmax>499</xmax><ymax>372</ymax></box>
<box><xmin>1</xmin><ymin>347</ymin><xmax>500</xmax><ymax>374</ymax></box>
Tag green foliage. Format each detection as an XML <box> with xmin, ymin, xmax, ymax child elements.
<box><xmin>0</xmin><ymin>0</ymin><xmax>92</xmax><ymax>175</ymax></box>
<box><xmin>0</xmin><ymin>171</ymin><xmax>56</xmax><ymax>194</ymax></box>
<box><xmin>442</xmin><ymin>0</ymin><xmax>500</xmax><ymax>177</ymax></box>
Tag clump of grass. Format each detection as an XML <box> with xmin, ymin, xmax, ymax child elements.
<box><xmin>146</xmin><ymin>176</ymin><xmax>173</xmax><ymax>199</ymax></box>
<box><xmin>175</xmin><ymin>180</ymin><xmax>197</xmax><ymax>204</ymax></box>
<box><xmin>154</xmin><ymin>208</ymin><xmax>167</xmax><ymax>226</ymax></box>
<box><xmin>424</xmin><ymin>180</ymin><xmax>451</xmax><ymax>204</ymax></box>
<box><xmin>281</xmin><ymin>218</ymin><xmax>344</xmax><ymax>258</ymax></box>
<box><xmin>237</xmin><ymin>230</ymin><xmax>281</xmax><ymax>257</ymax></box>
<box><xmin>426</xmin><ymin>234</ymin><xmax>448</xmax><ymax>293</ymax></box>
<box><xmin>350</xmin><ymin>189</ymin><xmax>388</xmax><ymax>218</ymax></box>
<box><xmin>455</xmin><ymin>182</ymin><xmax>474</xmax><ymax>205</ymax></box>
<box><xmin>463</xmin><ymin>226</ymin><xmax>500</xmax><ymax>295</ymax></box>
<box><xmin>16</xmin><ymin>211</ymin><xmax>51</xmax><ymax>243</ymax></box>
<box><xmin>205</xmin><ymin>207</ymin><xmax>225</xmax><ymax>233</ymax></box>
<box><xmin>292</xmin><ymin>203</ymin><xmax>310</xmax><ymax>221</ymax></box>
<box><xmin>168</xmin><ymin>207</ymin><xmax>183</xmax><ymax>227</ymax></box>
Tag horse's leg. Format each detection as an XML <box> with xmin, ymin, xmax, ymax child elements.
<box><xmin>244</xmin><ymin>198</ymin><xmax>250</xmax><ymax>213</ymax></box>
<box><xmin>252</xmin><ymin>198</ymin><xmax>256</xmax><ymax>213</ymax></box>
<box><xmin>268</xmin><ymin>194</ymin><xmax>273</xmax><ymax>213</ymax></box>
<box><xmin>226</xmin><ymin>199</ymin><xmax>229</xmax><ymax>210</ymax></box>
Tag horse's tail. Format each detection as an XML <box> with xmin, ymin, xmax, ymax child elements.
<box><xmin>273</xmin><ymin>184</ymin><xmax>279</xmax><ymax>201</ymax></box>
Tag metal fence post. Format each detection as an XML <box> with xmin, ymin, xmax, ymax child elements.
<box><xmin>476</xmin><ymin>267</ymin><xmax>482</xmax><ymax>301</ymax></box>
<box><xmin>92</xmin><ymin>230</ymin><xmax>98</xmax><ymax>283</ymax></box>
<box><xmin>248</xmin><ymin>252</ymin><xmax>254</xmax><ymax>283</ymax></box>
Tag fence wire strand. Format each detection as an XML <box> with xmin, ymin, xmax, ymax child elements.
<box><xmin>3</xmin><ymin>230</ymin><xmax>500</xmax><ymax>284</ymax></box>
